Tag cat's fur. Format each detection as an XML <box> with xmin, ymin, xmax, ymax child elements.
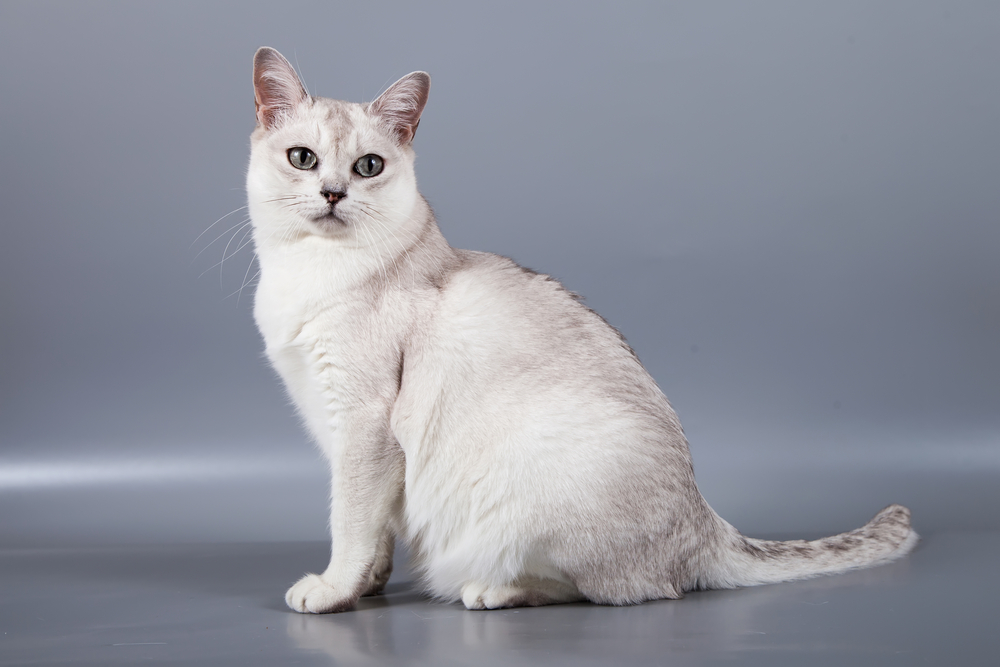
<box><xmin>246</xmin><ymin>47</ymin><xmax>918</xmax><ymax>613</ymax></box>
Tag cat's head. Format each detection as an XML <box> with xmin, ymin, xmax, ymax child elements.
<box><xmin>247</xmin><ymin>47</ymin><xmax>430</xmax><ymax>250</ymax></box>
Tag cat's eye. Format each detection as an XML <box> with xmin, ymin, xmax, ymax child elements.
<box><xmin>287</xmin><ymin>147</ymin><xmax>318</xmax><ymax>170</ymax></box>
<box><xmin>354</xmin><ymin>154</ymin><xmax>384</xmax><ymax>178</ymax></box>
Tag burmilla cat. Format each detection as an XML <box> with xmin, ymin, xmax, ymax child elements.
<box><xmin>245</xmin><ymin>47</ymin><xmax>917</xmax><ymax>614</ymax></box>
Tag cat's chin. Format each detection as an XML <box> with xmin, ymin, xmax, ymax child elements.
<box><xmin>309</xmin><ymin>213</ymin><xmax>349</xmax><ymax>235</ymax></box>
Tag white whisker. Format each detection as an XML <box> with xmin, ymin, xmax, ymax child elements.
<box><xmin>193</xmin><ymin>217</ymin><xmax>252</xmax><ymax>260</ymax></box>
<box><xmin>191</xmin><ymin>205</ymin><xmax>248</xmax><ymax>251</ymax></box>
<box><xmin>359</xmin><ymin>206</ymin><xmax>418</xmax><ymax>290</ymax></box>
<box><xmin>198</xmin><ymin>221</ymin><xmax>252</xmax><ymax>280</ymax></box>
<box><xmin>224</xmin><ymin>224</ymin><xmax>256</xmax><ymax>287</ymax></box>
<box><xmin>237</xmin><ymin>253</ymin><xmax>260</xmax><ymax>305</ymax></box>
<box><xmin>357</xmin><ymin>216</ymin><xmax>388</xmax><ymax>284</ymax></box>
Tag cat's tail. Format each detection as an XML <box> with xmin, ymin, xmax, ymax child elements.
<box><xmin>700</xmin><ymin>504</ymin><xmax>918</xmax><ymax>590</ymax></box>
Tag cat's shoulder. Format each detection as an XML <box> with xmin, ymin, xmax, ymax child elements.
<box><xmin>447</xmin><ymin>249</ymin><xmax>570</xmax><ymax>293</ymax></box>
<box><xmin>432</xmin><ymin>248</ymin><xmax>584</xmax><ymax>322</ymax></box>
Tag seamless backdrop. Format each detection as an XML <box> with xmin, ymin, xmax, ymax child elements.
<box><xmin>1</xmin><ymin>0</ymin><xmax>998</xmax><ymax>546</ymax></box>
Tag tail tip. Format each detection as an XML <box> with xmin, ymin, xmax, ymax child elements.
<box><xmin>869</xmin><ymin>503</ymin><xmax>919</xmax><ymax>560</ymax></box>
<box><xmin>872</xmin><ymin>503</ymin><xmax>911</xmax><ymax>527</ymax></box>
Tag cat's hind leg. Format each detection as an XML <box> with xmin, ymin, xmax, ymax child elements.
<box><xmin>460</xmin><ymin>577</ymin><xmax>585</xmax><ymax>610</ymax></box>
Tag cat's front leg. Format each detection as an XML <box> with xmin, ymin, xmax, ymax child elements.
<box><xmin>286</xmin><ymin>420</ymin><xmax>405</xmax><ymax>613</ymax></box>
<box><xmin>361</xmin><ymin>528</ymin><xmax>395</xmax><ymax>596</ymax></box>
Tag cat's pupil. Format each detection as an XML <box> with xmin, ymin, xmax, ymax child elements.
<box><xmin>288</xmin><ymin>147</ymin><xmax>316</xmax><ymax>170</ymax></box>
<box><xmin>355</xmin><ymin>154</ymin><xmax>384</xmax><ymax>178</ymax></box>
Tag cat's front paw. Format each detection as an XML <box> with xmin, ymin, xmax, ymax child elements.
<box><xmin>285</xmin><ymin>573</ymin><xmax>358</xmax><ymax>614</ymax></box>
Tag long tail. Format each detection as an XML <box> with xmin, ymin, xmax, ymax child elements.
<box><xmin>701</xmin><ymin>504</ymin><xmax>918</xmax><ymax>589</ymax></box>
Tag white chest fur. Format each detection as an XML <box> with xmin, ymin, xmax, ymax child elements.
<box><xmin>255</xmin><ymin>258</ymin><xmax>360</xmax><ymax>440</ymax></box>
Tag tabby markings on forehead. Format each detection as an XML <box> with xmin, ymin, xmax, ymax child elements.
<box><xmin>316</xmin><ymin>99</ymin><xmax>357</xmax><ymax>133</ymax></box>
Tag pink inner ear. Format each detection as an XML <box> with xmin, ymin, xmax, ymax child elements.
<box><xmin>370</xmin><ymin>73</ymin><xmax>430</xmax><ymax>144</ymax></box>
<box><xmin>253</xmin><ymin>48</ymin><xmax>307</xmax><ymax>129</ymax></box>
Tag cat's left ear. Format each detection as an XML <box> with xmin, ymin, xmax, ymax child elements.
<box><xmin>369</xmin><ymin>72</ymin><xmax>431</xmax><ymax>145</ymax></box>
<box><xmin>253</xmin><ymin>47</ymin><xmax>308</xmax><ymax>130</ymax></box>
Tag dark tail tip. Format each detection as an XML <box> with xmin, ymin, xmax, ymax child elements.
<box><xmin>867</xmin><ymin>504</ymin><xmax>912</xmax><ymax>537</ymax></box>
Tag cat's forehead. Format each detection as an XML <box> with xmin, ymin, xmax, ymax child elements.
<box><xmin>252</xmin><ymin>97</ymin><xmax>376</xmax><ymax>150</ymax></box>
<box><xmin>279</xmin><ymin>97</ymin><xmax>387</xmax><ymax>151</ymax></box>
<box><xmin>309</xmin><ymin>97</ymin><xmax>364</xmax><ymax>131</ymax></box>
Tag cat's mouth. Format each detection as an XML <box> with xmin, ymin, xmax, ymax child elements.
<box><xmin>312</xmin><ymin>211</ymin><xmax>347</xmax><ymax>228</ymax></box>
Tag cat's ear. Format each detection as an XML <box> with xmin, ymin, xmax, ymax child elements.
<box><xmin>369</xmin><ymin>72</ymin><xmax>431</xmax><ymax>145</ymax></box>
<box><xmin>253</xmin><ymin>47</ymin><xmax>308</xmax><ymax>130</ymax></box>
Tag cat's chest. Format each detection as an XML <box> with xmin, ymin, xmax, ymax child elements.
<box><xmin>258</xmin><ymin>299</ymin><xmax>352</xmax><ymax>429</ymax></box>
<box><xmin>256</xmin><ymin>284</ymin><xmax>370</xmax><ymax>380</ymax></box>
<box><xmin>253</xmin><ymin>270</ymin><xmax>407</xmax><ymax>437</ymax></box>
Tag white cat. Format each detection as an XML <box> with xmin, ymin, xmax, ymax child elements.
<box><xmin>246</xmin><ymin>47</ymin><xmax>917</xmax><ymax>613</ymax></box>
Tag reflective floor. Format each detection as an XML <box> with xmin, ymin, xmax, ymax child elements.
<box><xmin>3</xmin><ymin>531</ymin><xmax>997</xmax><ymax>666</ymax></box>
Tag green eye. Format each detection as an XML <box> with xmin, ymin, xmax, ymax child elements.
<box><xmin>354</xmin><ymin>154</ymin><xmax>384</xmax><ymax>178</ymax></box>
<box><xmin>287</xmin><ymin>147</ymin><xmax>317</xmax><ymax>170</ymax></box>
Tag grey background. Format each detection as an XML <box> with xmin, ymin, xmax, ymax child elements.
<box><xmin>1</xmin><ymin>0</ymin><xmax>998</xmax><ymax>548</ymax></box>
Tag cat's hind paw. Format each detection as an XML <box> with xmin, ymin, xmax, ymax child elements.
<box><xmin>285</xmin><ymin>573</ymin><xmax>358</xmax><ymax>614</ymax></box>
<box><xmin>460</xmin><ymin>579</ymin><xmax>584</xmax><ymax>610</ymax></box>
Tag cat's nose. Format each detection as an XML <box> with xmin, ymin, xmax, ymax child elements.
<box><xmin>321</xmin><ymin>187</ymin><xmax>347</xmax><ymax>205</ymax></box>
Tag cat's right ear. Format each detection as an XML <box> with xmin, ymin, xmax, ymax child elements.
<box><xmin>253</xmin><ymin>47</ymin><xmax>308</xmax><ymax>130</ymax></box>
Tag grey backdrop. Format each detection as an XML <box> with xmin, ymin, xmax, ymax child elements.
<box><xmin>1</xmin><ymin>0</ymin><xmax>998</xmax><ymax>547</ymax></box>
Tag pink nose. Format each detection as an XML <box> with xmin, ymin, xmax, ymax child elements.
<box><xmin>321</xmin><ymin>188</ymin><xmax>346</xmax><ymax>204</ymax></box>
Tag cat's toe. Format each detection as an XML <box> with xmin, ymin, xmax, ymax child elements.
<box><xmin>459</xmin><ymin>580</ymin><xmax>582</xmax><ymax>609</ymax></box>
<box><xmin>460</xmin><ymin>582</ymin><xmax>488</xmax><ymax>610</ymax></box>
<box><xmin>285</xmin><ymin>573</ymin><xmax>357</xmax><ymax>614</ymax></box>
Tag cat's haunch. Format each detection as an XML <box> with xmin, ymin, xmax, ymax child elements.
<box><xmin>245</xmin><ymin>47</ymin><xmax>917</xmax><ymax>614</ymax></box>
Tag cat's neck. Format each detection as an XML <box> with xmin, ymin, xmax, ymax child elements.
<box><xmin>253</xmin><ymin>196</ymin><xmax>455</xmax><ymax>299</ymax></box>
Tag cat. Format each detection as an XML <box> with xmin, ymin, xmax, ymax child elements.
<box><xmin>246</xmin><ymin>47</ymin><xmax>918</xmax><ymax>613</ymax></box>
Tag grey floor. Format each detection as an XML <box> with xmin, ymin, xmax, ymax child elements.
<box><xmin>3</xmin><ymin>531</ymin><xmax>998</xmax><ymax>666</ymax></box>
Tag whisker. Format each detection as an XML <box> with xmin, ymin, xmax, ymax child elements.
<box><xmin>193</xmin><ymin>216</ymin><xmax>252</xmax><ymax>260</ymax></box>
<box><xmin>236</xmin><ymin>259</ymin><xmax>261</xmax><ymax>304</ymax></box>
<box><xmin>191</xmin><ymin>205</ymin><xmax>248</xmax><ymax>251</ymax></box>
<box><xmin>360</xmin><ymin>207</ymin><xmax>414</xmax><ymax>289</ymax></box>
<box><xmin>259</xmin><ymin>195</ymin><xmax>304</xmax><ymax>204</ymax></box>
<box><xmin>357</xmin><ymin>217</ymin><xmax>388</xmax><ymax>284</ymax></box>
<box><xmin>198</xmin><ymin>221</ymin><xmax>252</xmax><ymax>279</ymax></box>
<box><xmin>232</xmin><ymin>228</ymin><xmax>258</xmax><ymax>255</ymax></box>
<box><xmin>224</xmin><ymin>269</ymin><xmax>261</xmax><ymax>301</ymax></box>
<box><xmin>361</xmin><ymin>203</ymin><xmax>432</xmax><ymax>256</ymax></box>
<box><xmin>225</xmin><ymin>224</ymin><xmax>256</xmax><ymax>286</ymax></box>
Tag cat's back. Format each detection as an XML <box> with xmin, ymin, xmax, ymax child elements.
<box><xmin>428</xmin><ymin>249</ymin><xmax>621</xmax><ymax>364</ymax></box>
<box><xmin>399</xmin><ymin>248</ymin><xmax>680</xmax><ymax>444</ymax></box>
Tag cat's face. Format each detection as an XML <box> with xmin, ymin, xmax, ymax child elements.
<box><xmin>248</xmin><ymin>99</ymin><xmax>418</xmax><ymax>244</ymax></box>
<box><xmin>247</xmin><ymin>48</ymin><xmax>430</xmax><ymax>250</ymax></box>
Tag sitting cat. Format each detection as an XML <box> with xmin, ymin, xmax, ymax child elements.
<box><xmin>246</xmin><ymin>47</ymin><xmax>917</xmax><ymax>613</ymax></box>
